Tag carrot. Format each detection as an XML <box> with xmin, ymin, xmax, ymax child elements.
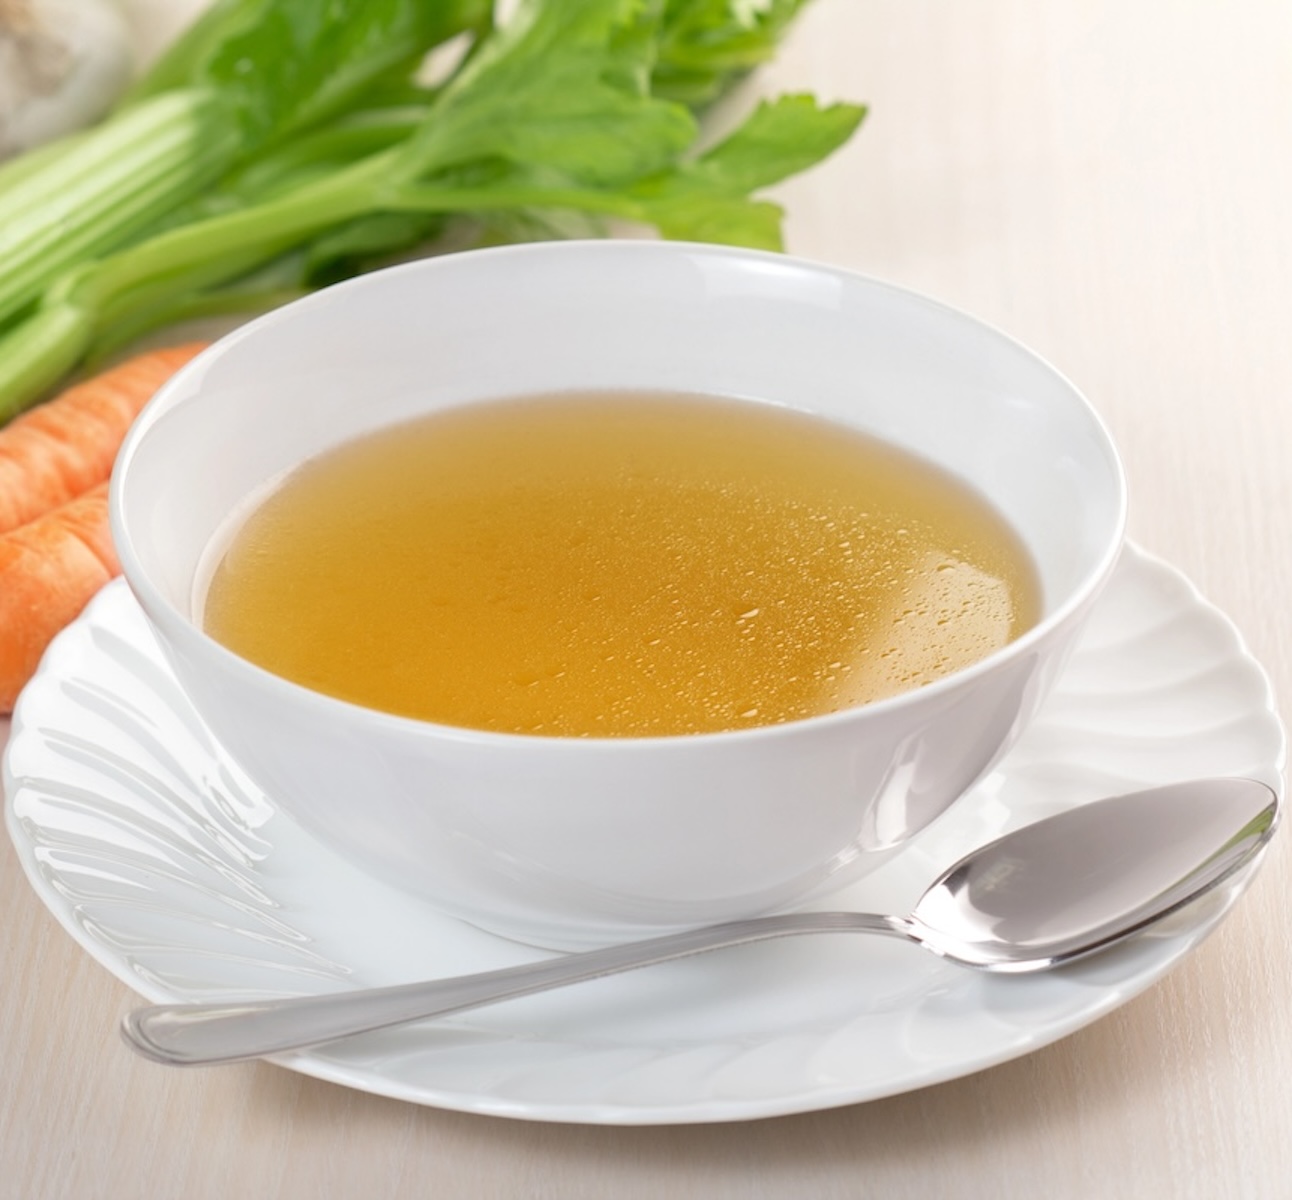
<box><xmin>0</xmin><ymin>483</ymin><xmax>120</xmax><ymax>712</ymax></box>
<box><xmin>0</xmin><ymin>343</ymin><xmax>208</xmax><ymax>712</ymax></box>
<box><xmin>0</xmin><ymin>343</ymin><xmax>207</xmax><ymax>536</ymax></box>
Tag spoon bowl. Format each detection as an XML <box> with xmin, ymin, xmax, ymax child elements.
<box><xmin>907</xmin><ymin>776</ymin><xmax>1277</xmax><ymax>969</ymax></box>
<box><xmin>121</xmin><ymin>777</ymin><xmax>1278</xmax><ymax>1066</ymax></box>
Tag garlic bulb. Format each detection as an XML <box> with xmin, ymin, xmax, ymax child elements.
<box><xmin>0</xmin><ymin>0</ymin><xmax>134</xmax><ymax>159</ymax></box>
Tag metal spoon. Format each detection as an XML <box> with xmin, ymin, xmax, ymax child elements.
<box><xmin>122</xmin><ymin>777</ymin><xmax>1278</xmax><ymax>1066</ymax></box>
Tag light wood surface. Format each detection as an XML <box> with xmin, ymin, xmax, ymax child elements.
<box><xmin>3</xmin><ymin>2</ymin><xmax>1291</xmax><ymax>1196</ymax></box>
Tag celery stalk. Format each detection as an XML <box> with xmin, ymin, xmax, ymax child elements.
<box><xmin>0</xmin><ymin>307</ymin><xmax>95</xmax><ymax>423</ymax></box>
<box><xmin>0</xmin><ymin>94</ymin><xmax>237</xmax><ymax>326</ymax></box>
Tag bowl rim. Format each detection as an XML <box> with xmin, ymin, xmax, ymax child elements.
<box><xmin>110</xmin><ymin>238</ymin><xmax>1129</xmax><ymax>749</ymax></box>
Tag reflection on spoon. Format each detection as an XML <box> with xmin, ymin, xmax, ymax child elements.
<box><xmin>122</xmin><ymin>778</ymin><xmax>1278</xmax><ymax>1067</ymax></box>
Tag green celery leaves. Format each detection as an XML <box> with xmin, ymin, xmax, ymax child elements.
<box><xmin>654</xmin><ymin>0</ymin><xmax>813</xmax><ymax>107</ymax></box>
<box><xmin>627</xmin><ymin>94</ymin><xmax>866</xmax><ymax>248</ymax></box>
<box><xmin>401</xmin><ymin>0</ymin><xmax>697</xmax><ymax>188</ymax></box>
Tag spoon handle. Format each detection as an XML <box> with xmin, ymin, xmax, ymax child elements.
<box><xmin>122</xmin><ymin>911</ymin><xmax>908</xmax><ymax>1066</ymax></box>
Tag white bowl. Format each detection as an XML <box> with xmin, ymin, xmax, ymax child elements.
<box><xmin>111</xmin><ymin>240</ymin><xmax>1126</xmax><ymax>949</ymax></box>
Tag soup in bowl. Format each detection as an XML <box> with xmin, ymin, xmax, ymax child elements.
<box><xmin>111</xmin><ymin>240</ymin><xmax>1125</xmax><ymax>949</ymax></box>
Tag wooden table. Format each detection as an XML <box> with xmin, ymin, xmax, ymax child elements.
<box><xmin>3</xmin><ymin>2</ymin><xmax>1290</xmax><ymax>1195</ymax></box>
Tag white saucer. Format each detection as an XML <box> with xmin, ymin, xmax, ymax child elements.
<box><xmin>3</xmin><ymin>544</ymin><xmax>1284</xmax><ymax>1124</ymax></box>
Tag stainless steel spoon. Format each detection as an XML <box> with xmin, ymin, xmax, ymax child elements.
<box><xmin>122</xmin><ymin>777</ymin><xmax>1278</xmax><ymax>1066</ymax></box>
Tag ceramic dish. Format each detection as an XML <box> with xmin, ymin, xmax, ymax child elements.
<box><xmin>3</xmin><ymin>544</ymin><xmax>1283</xmax><ymax>1124</ymax></box>
<box><xmin>111</xmin><ymin>240</ymin><xmax>1125</xmax><ymax>948</ymax></box>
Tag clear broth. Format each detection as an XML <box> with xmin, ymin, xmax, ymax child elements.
<box><xmin>203</xmin><ymin>392</ymin><xmax>1041</xmax><ymax>737</ymax></box>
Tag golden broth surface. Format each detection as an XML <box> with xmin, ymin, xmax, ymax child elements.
<box><xmin>203</xmin><ymin>393</ymin><xmax>1041</xmax><ymax>736</ymax></box>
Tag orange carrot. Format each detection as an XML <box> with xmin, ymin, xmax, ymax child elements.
<box><xmin>0</xmin><ymin>343</ymin><xmax>207</xmax><ymax>536</ymax></box>
<box><xmin>0</xmin><ymin>344</ymin><xmax>208</xmax><ymax>712</ymax></box>
<box><xmin>0</xmin><ymin>483</ymin><xmax>120</xmax><ymax>712</ymax></box>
